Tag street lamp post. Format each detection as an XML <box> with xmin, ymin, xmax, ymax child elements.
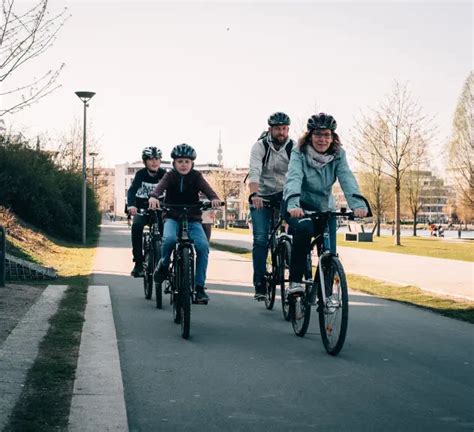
<box><xmin>75</xmin><ymin>91</ymin><xmax>95</xmax><ymax>244</ymax></box>
<box><xmin>89</xmin><ymin>151</ymin><xmax>99</xmax><ymax>192</ymax></box>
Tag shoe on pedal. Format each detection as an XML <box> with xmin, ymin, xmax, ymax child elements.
<box><xmin>254</xmin><ymin>281</ymin><xmax>266</xmax><ymax>300</ymax></box>
<box><xmin>195</xmin><ymin>286</ymin><xmax>209</xmax><ymax>302</ymax></box>
<box><xmin>153</xmin><ymin>260</ymin><xmax>168</xmax><ymax>283</ymax></box>
<box><xmin>131</xmin><ymin>262</ymin><xmax>144</xmax><ymax>278</ymax></box>
<box><xmin>288</xmin><ymin>281</ymin><xmax>304</xmax><ymax>294</ymax></box>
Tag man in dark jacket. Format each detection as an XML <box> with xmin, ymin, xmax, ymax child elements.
<box><xmin>128</xmin><ymin>146</ymin><xmax>166</xmax><ymax>277</ymax></box>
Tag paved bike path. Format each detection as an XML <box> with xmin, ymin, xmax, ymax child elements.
<box><xmin>83</xmin><ymin>221</ymin><xmax>473</xmax><ymax>431</ymax></box>
<box><xmin>211</xmin><ymin>231</ymin><xmax>474</xmax><ymax>300</ymax></box>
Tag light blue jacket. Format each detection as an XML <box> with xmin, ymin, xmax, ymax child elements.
<box><xmin>284</xmin><ymin>146</ymin><xmax>366</xmax><ymax>212</ymax></box>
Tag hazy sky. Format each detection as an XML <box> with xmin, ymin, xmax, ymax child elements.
<box><xmin>4</xmin><ymin>1</ymin><xmax>473</xmax><ymax>172</ymax></box>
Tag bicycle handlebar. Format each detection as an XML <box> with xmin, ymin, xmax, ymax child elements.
<box><xmin>158</xmin><ymin>200</ymin><xmax>225</xmax><ymax>212</ymax></box>
<box><xmin>284</xmin><ymin>193</ymin><xmax>373</xmax><ymax>219</ymax></box>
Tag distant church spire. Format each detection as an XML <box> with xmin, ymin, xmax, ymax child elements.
<box><xmin>217</xmin><ymin>130</ymin><xmax>223</xmax><ymax>167</ymax></box>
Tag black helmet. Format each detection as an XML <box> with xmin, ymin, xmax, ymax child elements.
<box><xmin>142</xmin><ymin>146</ymin><xmax>162</xmax><ymax>160</ymax></box>
<box><xmin>171</xmin><ymin>143</ymin><xmax>197</xmax><ymax>160</ymax></box>
<box><xmin>307</xmin><ymin>113</ymin><xmax>337</xmax><ymax>131</ymax></box>
<box><xmin>267</xmin><ymin>112</ymin><xmax>291</xmax><ymax>126</ymax></box>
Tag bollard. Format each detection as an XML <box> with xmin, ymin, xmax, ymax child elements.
<box><xmin>0</xmin><ymin>225</ymin><xmax>5</xmax><ymax>287</ymax></box>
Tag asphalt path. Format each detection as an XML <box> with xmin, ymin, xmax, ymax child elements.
<box><xmin>92</xmin><ymin>221</ymin><xmax>474</xmax><ymax>432</ymax></box>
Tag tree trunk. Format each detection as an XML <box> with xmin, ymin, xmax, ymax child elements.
<box><xmin>223</xmin><ymin>202</ymin><xmax>228</xmax><ymax>229</ymax></box>
<box><xmin>376</xmin><ymin>213</ymin><xmax>381</xmax><ymax>237</ymax></box>
<box><xmin>395</xmin><ymin>177</ymin><xmax>401</xmax><ymax>246</ymax></box>
<box><xmin>412</xmin><ymin>210</ymin><xmax>417</xmax><ymax>237</ymax></box>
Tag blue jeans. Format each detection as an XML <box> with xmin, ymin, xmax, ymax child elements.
<box><xmin>161</xmin><ymin>219</ymin><xmax>209</xmax><ymax>287</ymax></box>
<box><xmin>250</xmin><ymin>206</ymin><xmax>275</xmax><ymax>286</ymax></box>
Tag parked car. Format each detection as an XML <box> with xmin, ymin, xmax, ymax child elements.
<box><xmin>231</xmin><ymin>219</ymin><xmax>250</xmax><ymax>229</ymax></box>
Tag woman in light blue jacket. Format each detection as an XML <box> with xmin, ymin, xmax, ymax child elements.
<box><xmin>283</xmin><ymin>113</ymin><xmax>367</xmax><ymax>294</ymax></box>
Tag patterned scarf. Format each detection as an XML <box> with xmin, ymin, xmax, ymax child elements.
<box><xmin>306</xmin><ymin>145</ymin><xmax>334</xmax><ymax>169</ymax></box>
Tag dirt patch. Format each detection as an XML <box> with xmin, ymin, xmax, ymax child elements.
<box><xmin>0</xmin><ymin>283</ymin><xmax>47</xmax><ymax>345</ymax></box>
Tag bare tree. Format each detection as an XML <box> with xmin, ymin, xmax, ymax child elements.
<box><xmin>54</xmin><ymin>118</ymin><xmax>101</xmax><ymax>173</ymax></box>
<box><xmin>206</xmin><ymin>169</ymin><xmax>241</xmax><ymax>229</ymax></box>
<box><xmin>403</xmin><ymin>166</ymin><xmax>425</xmax><ymax>236</ymax></box>
<box><xmin>447</xmin><ymin>71</ymin><xmax>474</xmax><ymax>223</ymax></box>
<box><xmin>356</xmin><ymin>150</ymin><xmax>392</xmax><ymax>236</ymax></box>
<box><xmin>0</xmin><ymin>0</ymin><xmax>69</xmax><ymax>116</ymax></box>
<box><xmin>352</xmin><ymin>81</ymin><xmax>433</xmax><ymax>245</ymax></box>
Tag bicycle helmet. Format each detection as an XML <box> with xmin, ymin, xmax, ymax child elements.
<box><xmin>170</xmin><ymin>143</ymin><xmax>197</xmax><ymax>160</ymax></box>
<box><xmin>307</xmin><ymin>113</ymin><xmax>337</xmax><ymax>131</ymax></box>
<box><xmin>267</xmin><ymin>112</ymin><xmax>291</xmax><ymax>126</ymax></box>
<box><xmin>142</xmin><ymin>146</ymin><xmax>162</xmax><ymax>160</ymax></box>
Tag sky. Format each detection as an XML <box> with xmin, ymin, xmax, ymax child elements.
<box><xmin>3</xmin><ymin>0</ymin><xmax>473</xmax><ymax>173</ymax></box>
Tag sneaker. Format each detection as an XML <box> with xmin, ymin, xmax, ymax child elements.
<box><xmin>195</xmin><ymin>286</ymin><xmax>209</xmax><ymax>302</ymax></box>
<box><xmin>153</xmin><ymin>260</ymin><xmax>168</xmax><ymax>283</ymax></box>
<box><xmin>131</xmin><ymin>262</ymin><xmax>144</xmax><ymax>278</ymax></box>
<box><xmin>288</xmin><ymin>281</ymin><xmax>304</xmax><ymax>294</ymax></box>
<box><xmin>254</xmin><ymin>281</ymin><xmax>266</xmax><ymax>300</ymax></box>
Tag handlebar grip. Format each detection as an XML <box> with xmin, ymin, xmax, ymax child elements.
<box><xmin>352</xmin><ymin>194</ymin><xmax>373</xmax><ymax>217</ymax></box>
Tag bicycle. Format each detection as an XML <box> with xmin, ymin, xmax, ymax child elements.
<box><xmin>139</xmin><ymin>209</ymin><xmax>163</xmax><ymax>307</ymax></box>
<box><xmin>284</xmin><ymin>193</ymin><xmax>372</xmax><ymax>355</ymax></box>
<box><xmin>250</xmin><ymin>194</ymin><xmax>292</xmax><ymax>314</ymax></box>
<box><xmin>158</xmin><ymin>200</ymin><xmax>223</xmax><ymax>339</ymax></box>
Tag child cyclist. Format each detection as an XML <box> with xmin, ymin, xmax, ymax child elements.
<box><xmin>127</xmin><ymin>146</ymin><xmax>166</xmax><ymax>277</ymax></box>
<box><xmin>148</xmin><ymin>143</ymin><xmax>221</xmax><ymax>302</ymax></box>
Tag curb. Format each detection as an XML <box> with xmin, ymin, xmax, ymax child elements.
<box><xmin>0</xmin><ymin>285</ymin><xmax>67</xmax><ymax>430</ymax></box>
<box><xmin>68</xmin><ymin>285</ymin><xmax>128</xmax><ymax>432</ymax></box>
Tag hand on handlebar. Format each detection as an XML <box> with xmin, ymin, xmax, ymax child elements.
<box><xmin>251</xmin><ymin>196</ymin><xmax>264</xmax><ymax>210</ymax></box>
<box><xmin>288</xmin><ymin>207</ymin><xmax>305</xmax><ymax>218</ymax></box>
<box><xmin>128</xmin><ymin>206</ymin><xmax>137</xmax><ymax>216</ymax></box>
<box><xmin>148</xmin><ymin>197</ymin><xmax>160</xmax><ymax>210</ymax></box>
<box><xmin>211</xmin><ymin>199</ymin><xmax>222</xmax><ymax>209</ymax></box>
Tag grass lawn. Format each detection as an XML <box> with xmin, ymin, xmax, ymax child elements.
<box><xmin>337</xmin><ymin>234</ymin><xmax>473</xmax><ymax>262</ymax></box>
<box><xmin>4</xmin><ymin>217</ymin><xmax>96</xmax><ymax>431</ymax></box>
<box><xmin>210</xmin><ymin>241</ymin><xmax>474</xmax><ymax>324</ymax></box>
<box><xmin>214</xmin><ymin>228</ymin><xmax>473</xmax><ymax>262</ymax></box>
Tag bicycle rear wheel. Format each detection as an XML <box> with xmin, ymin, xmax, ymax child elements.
<box><xmin>317</xmin><ymin>255</ymin><xmax>349</xmax><ymax>356</ymax></box>
<box><xmin>278</xmin><ymin>239</ymin><xmax>291</xmax><ymax>321</ymax></box>
<box><xmin>289</xmin><ymin>291</ymin><xmax>311</xmax><ymax>337</ymax></box>
<box><xmin>179</xmin><ymin>247</ymin><xmax>192</xmax><ymax>339</ymax></box>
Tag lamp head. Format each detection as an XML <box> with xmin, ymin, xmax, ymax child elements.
<box><xmin>75</xmin><ymin>91</ymin><xmax>96</xmax><ymax>103</ymax></box>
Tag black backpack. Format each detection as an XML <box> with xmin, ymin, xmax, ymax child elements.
<box><xmin>244</xmin><ymin>131</ymin><xmax>293</xmax><ymax>183</ymax></box>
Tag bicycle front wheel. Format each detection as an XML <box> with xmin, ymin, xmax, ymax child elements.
<box><xmin>264</xmin><ymin>252</ymin><xmax>277</xmax><ymax>310</ymax></box>
<box><xmin>154</xmin><ymin>240</ymin><xmax>162</xmax><ymax>309</ymax></box>
<box><xmin>143</xmin><ymin>250</ymin><xmax>153</xmax><ymax>300</ymax></box>
<box><xmin>278</xmin><ymin>239</ymin><xmax>291</xmax><ymax>321</ymax></box>
<box><xmin>179</xmin><ymin>247</ymin><xmax>192</xmax><ymax>339</ymax></box>
<box><xmin>317</xmin><ymin>255</ymin><xmax>349</xmax><ymax>356</ymax></box>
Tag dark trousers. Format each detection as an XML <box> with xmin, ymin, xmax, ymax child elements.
<box><xmin>131</xmin><ymin>213</ymin><xmax>163</xmax><ymax>263</ymax></box>
<box><xmin>286</xmin><ymin>214</ymin><xmax>337</xmax><ymax>282</ymax></box>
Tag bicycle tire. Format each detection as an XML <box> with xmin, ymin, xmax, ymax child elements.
<box><xmin>317</xmin><ymin>255</ymin><xmax>349</xmax><ymax>356</ymax></box>
<box><xmin>279</xmin><ymin>239</ymin><xmax>291</xmax><ymax>321</ymax></box>
<box><xmin>143</xmin><ymin>250</ymin><xmax>153</xmax><ymax>300</ymax></box>
<box><xmin>180</xmin><ymin>247</ymin><xmax>192</xmax><ymax>339</ymax></box>
<box><xmin>290</xmin><ymin>253</ymin><xmax>313</xmax><ymax>336</ymax></box>
<box><xmin>154</xmin><ymin>240</ymin><xmax>162</xmax><ymax>309</ymax></box>
<box><xmin>264</xmin><ymin>251</ymin><xmax>277</xmax><ymax>310</ymax></box>
<box><xmin>172</xmin><ymin>254</ymin><xmax>181</xmax><ymax>324</ymax></box>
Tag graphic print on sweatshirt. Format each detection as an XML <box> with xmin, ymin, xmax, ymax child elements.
<box><xmin>136</xmin><ymin>181</ymin><xmax>157</xmax><ymax>199</ymax></box>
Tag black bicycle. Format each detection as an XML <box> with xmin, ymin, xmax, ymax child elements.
<box><xmin>158</xmin><ymin>200</ymin><xmax>223</xmax><ymax>339</ymax></box>
<box><xmin>250</xmin><ymin>195</ymin><xmax>292</xmax><ymax>314</ymax></box>
<box><xmin>285</xmin><ymin>193</ymin><xmax>372</xmax><ymax>356</ymax></box>
<box><xmin>140</xmin><ymin>209</ymin><xmax>163</xmax><ymax>307</ymax></box>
